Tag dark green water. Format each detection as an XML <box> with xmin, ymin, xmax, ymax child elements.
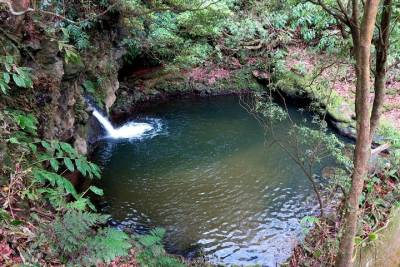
<box><xmin>95</xmin><ymin>96</ymin><xmax>327</xmax><ymax>266</ymax></box>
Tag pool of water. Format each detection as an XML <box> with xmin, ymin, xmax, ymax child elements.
<box><xmin>95</xmin><ymin>96</ymin><xmax>330</xmax><ymax>266</ymax></box>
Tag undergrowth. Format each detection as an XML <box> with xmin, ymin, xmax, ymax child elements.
<box><xmin>0</xmin><ymin>110</ymin><xmax>133</xmax><ymax>265</ymax></box>
<box><xmin>0</xmin><ymin>107</ymin><xmax>186</xmax><ymax>266</ymax></box>
<box><xmin>288</xmin><ymin>152</ymin><xmax>400</xmax><ymax>266</ymax></box>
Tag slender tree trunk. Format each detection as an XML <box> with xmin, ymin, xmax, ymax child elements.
<box><xmin>335</xmin><ymin>1</ymin><xmax>381</xmax><ymax>266</ymax></box>
<box><xmin>370</xmin><ymin>0</ymin><xmax>392</xmax><ymax>140</ymax></box>
<box><xmin>350</xmin><ymin>0</ymin><xmax>361</xmax><ymax>117</ymax></box>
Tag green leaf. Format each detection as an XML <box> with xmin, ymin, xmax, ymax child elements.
<box><xmin>87</xmin><ymin>200</ymin><xmax>97</xmax><ymax>211</ymax></box>
<box><xmin>33</xmin><ymin>169</ymin><xmax>78</xmax><ymax>198</ymax></box>
<box><xmin>300</xmin><ymin>216</ymin><xmax>320</xmax><ymax>225</ymax></box>
<box><xmin>15</xmin><ymin>114</ymin><xmax>38</xmax><ymax>134</ymax></box>
<box><xmin>50</xmin><ymin>159</ymin><xmax>60</xmax><ymax>172</ymax></box>
<box><xmin>8</xmin><ymin>137</ymin><xmax>20</xmax><ymax>144</ymax></box>
<box><xmin>3</xmin><ymin>72</ymin><xmax>10</xmax><ymax>83</ymax></box>
<box><xmin>75</xmin><ymin>158</ymin><xmax>87</xmax><ymax>176</ymax></box>
<box><xmin>60</xmin><ymin>142</ymin><xmax>76</xmax><ymax>157</ymax></box>
<box><xmin>0</xmin><ymin>80</ymin><xmax>10</xmax><ymax>94</ymax></box>
<box><xmin>67</xmin><ymin>197</ymin><xmax>88</xmax><ymax>211</ymax></box>
<box><xmin>64</xmin><ymin>158</ymin><xmax>75</xmax><ymax>172</ymax></box>
<box><xmin>11</xmin><ymin>220</ymin><xmax>23</xmax><ymax>226</ymax></box>
<box><xmin>89</xmin><ymin>162</ymin><xmax>101</xmax><ymax>178</ymax></box>
<box><xmin>37</xmin><ymin>153</ymin><xmax>53</xmax><ymax>162</ymax></box>
<box><xmin>368</xmin><ymin>232</ymin><xmax>378</xmax><ymax>241</ymax></box>
<box><xmin>28</xmin><ymin>143</ymin><xmax>37</xmax><ymax>153</ymax></box>
<box><xmin>33</xmin><ymin>169</ymin><xmax>55</xmax><ymax>185</ymax></box>
<box><xmin>355</xmin><ymin>236</ymin><xmax>363</xmax><ymax>245</ymax></box>
<box><xmin>89</xmin><ymin>186</ymin><xmax>103</xmax><ymax>196</ymax></box>
<box><xmin>0</xmin><ymin>208</ymin><xmax>11</xmax><ymax>221</ymax></box>
<box><xmin>41</xmin><ymin>140</ymin><xmax>52</xmax><ymax>151</ymax></box>
<box><xmin>12</xmin><ymin>74</ymin><xmax>26</xmax><ymax>87</ymax></box>
<box><xmin>4</xmin><ymin>63</ymin><xmax>11</xmax><ymax>72</ymax></box>
<box><xmin>58</xmin><ymin>178</ymin><xmax>78</xmax><ymax>199</ymax></box>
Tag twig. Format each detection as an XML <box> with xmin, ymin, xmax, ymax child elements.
<box><xmin>0</xmin><ymin>0</ymin><xmax>34</xmax><ymax>15</ymax></box>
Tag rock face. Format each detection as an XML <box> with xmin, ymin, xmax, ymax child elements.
<box><xmin>1</xmin><ymin>15</ymin><xmax>126</xmax><ymax>154</ymax></box>
<box><xmin>37</xmin><ymin>45</ymin><xmax>124</xmax><ymax>153</ymax></box>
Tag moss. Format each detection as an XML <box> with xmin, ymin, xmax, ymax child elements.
<box><xmin>326</xmin><ymin>99</ymin><xmax>354</xmax><ymax>123</ymax></box>
<box><xmin>74</xmin><ymin>95</ymin><xmax>89</xmax><ymax>124</ymax></box>
<box><xmin>273</xmin><ymin>68</ymin><xmax>308</xmax><ymax>98</ymax></box>
<box><xmin>271</xmin><ymin>63</ymin><xmax>355</xmax><ymax>123</ymax></box>
<box><xmin>220</xmin><ymin>68</ymin><xmax>264</xmax><ymax>92</ymax></box>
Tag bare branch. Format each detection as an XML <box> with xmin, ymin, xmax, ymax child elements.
<box><xmin>307</xmin><ymin>0</ymin><xmax>349</xmax><ymax>24</ymax></box>
<box><xmin>0</xmin><ymin>0</ymin><xmax>33</xmax><ymax>15</ymax></box>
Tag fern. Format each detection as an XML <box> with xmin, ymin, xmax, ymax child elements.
<box><xmin>89</xmin><ymin>227</ymin><xmax>132</xmax><ymax>263</ymax></box>
<box><xmin>136</xmin><ymin>228</ymin><xmax>185</xmax><ymax>267</ymax></box>
<box><xmin>5</xmin><ymin>111</ymin><xmax>102</xmax><ymax>212</ymax></box>
<box><xmin>35</xmin><ymin>210</ymin><xmax>131</xmax><ymax>265</ymax></box>
<box><xmin>63</xmin><ymin>24</ymin><xmax>90</xmax><ymax>50</ymax></box>
<box><xmin>138</xmin><ymin>227</ymin><xmax>165</xmax><ymax>247</ymax></box>
<box><xmin>33</xmin><ymin>169</ymin><xmax>78</xmax><ymax>197</ymax></box>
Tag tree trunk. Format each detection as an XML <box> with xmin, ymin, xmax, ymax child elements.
<box><xmin>370</xmin><ymin>0</ymin><xmax>392</xmax><ymax>140</ymax></box>
<box><xmin>350</xmin><ymin>0</ymin><xmax>361</xmax><ymax>117</ymax></box>
<box><xmin>335</xmin><ymin>1</ymin><xmax>381</xmax><ymax>266</ymax></box>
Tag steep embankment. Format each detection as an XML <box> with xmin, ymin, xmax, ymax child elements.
<box><xmin>0</xmin><ymin>12</ymin><xmax>125</xmax><ymax>154</ymax></box>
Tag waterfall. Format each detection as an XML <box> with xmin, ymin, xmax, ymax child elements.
<box><xmin>93</xmin><ymin>110</ymin><xmax>115</xmax><ymax>135</ymax></box>
<box><xmin>92</xmin><ymin>109</ymin><xmax>154</xmax><ymax>139</ymax></box>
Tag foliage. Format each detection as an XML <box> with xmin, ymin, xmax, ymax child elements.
<box><xmin>300</xmin><ymin>215</ymin><xmax>320</xmax><ymax>234</ymax></box>
<box><xmin>82</xmin><ymin>79</ymin><xmax>106</xmax><ymax>108</ymax></box>
<box><xmin>174</xmin><ymin>43</ymin><xmax>213</xmax><ymax>67</ymax></box>
<box><xmin>245</xmin><ymin>92</ymin><xmax>351</xmax><ymax>216</ymax></box>
<box><xmin>62</xmin><ymin>24</ymin><xmax>91</xmax><ymax>50</ymax></box>
<box><xmin>0</xmin><ymin>109</ymin><xmax>132</xmax><ymax>265</ymax></box>
<box><xmin>291</xmin><ymin>120</ymin><xmax>350</xmax><ymax>167</ymax></box>
<box><xmin>254</xmin><ymin>97</ymin><xmax>287</xmax><ymax>122</ymax></box>
<box><xmin>136</xmin><ymin>227</ymin><xmax>185</xmax><ymax>267</ymax></box>
<box><xmin>120</xmin><ymin>1</ymin><xmax>232</xmax><ymax>66</ymax></box>
<box><xmin>0</xmin><ymin>55</ymin><xmax>33</xmax><ymax>94</ymax></box>
<box><xmin>4</xmin><ymin>110</ymin><xmax>101</xmax><ymax>212</ymax></box>
<box><xmin>386</xmin><ymin>4</ymin><xmax>400</xmax><ymax>67</ymax></box>
<box><xmin>0</xmin><ymin>0</ymin><xmax>399</xmax><ymax>266</ymax></box>
<box><xmin>289</xmin><ymin>3</ymin><xmax>335</xmax><ymax>41</ymax></box>
<box><xmin>58</xmin><ymin>41</ymin><xmax>82</xmax><ymax>65</ymax></box>
<box><xmin>33</xmin><ymin>210</ymin><xmax>131</xmax><ymax>265</ymax></box>
<box><xmin>378</xmin><ymin>122</ymin><xmax>400</xmax><ymax>149</ymax></box>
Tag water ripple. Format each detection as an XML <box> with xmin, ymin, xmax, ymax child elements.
<box><xmin>96</xmin><ymin>97</ymin><xmax>335</xmax><ymax>266</ymax></box>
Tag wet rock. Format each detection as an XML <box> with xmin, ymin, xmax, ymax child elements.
<box><xmin>330</xmin><ymin>121</ymin><xmax>357</xmax><ymax>140</ymax></box>
<box><xmin>64</xmin><ymin>61</ymin><xmax>85</xmax><ymax>79</ymax></box>
<box><xmin>74</xmin><ymin>135</ymin><xmax>88</xmax><ymax>155</ymax></box>
<box><xmin>35</xmin><ymin>40</ymin><xmax>59</xmax><ymax>65</ymax></box>
<box><xmin>104</xmin><ymin>78</ymin><xmax>119</xmax><ymax>111</ymax></box>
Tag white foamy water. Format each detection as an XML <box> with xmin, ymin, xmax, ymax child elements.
<box><xmin>93</xmin><ymin>109</ymin><xmax>157</xmax><ymax>139</ymax></box>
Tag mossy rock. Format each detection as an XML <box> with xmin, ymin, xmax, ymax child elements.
<box><xmin>327</xmin><ymin>103</ymin><xmax>355</xmax><ymax>123</ymax></box>
<box><xmin>273</xmin><ymin>70</ymin><xmax>308</xmax><ymax>98</ymax></box>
